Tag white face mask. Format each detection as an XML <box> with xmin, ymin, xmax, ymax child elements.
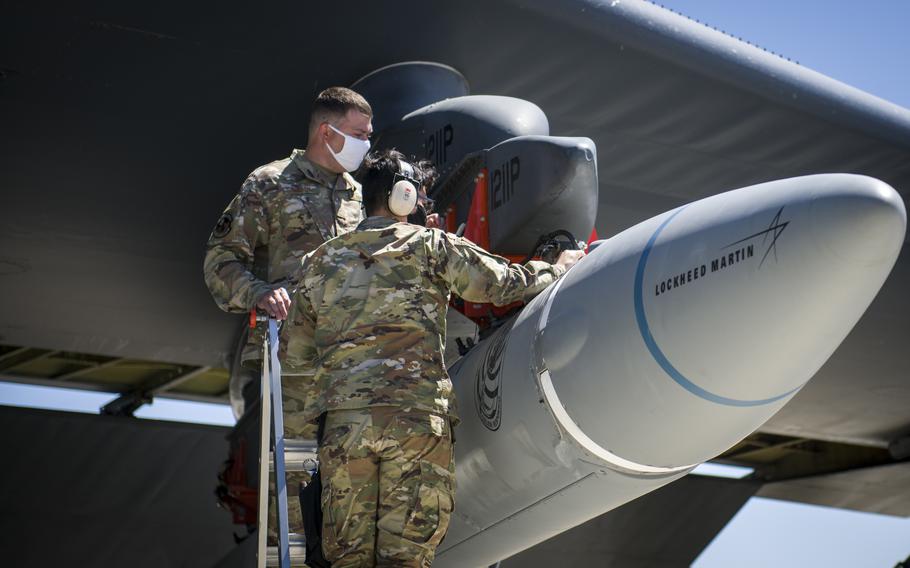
<box><xmin>326</xmin><ymin>124</ymin><xmax>371</xmax><ymax>172</ymax></box>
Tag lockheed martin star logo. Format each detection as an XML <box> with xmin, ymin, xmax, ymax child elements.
<box><xmin>651</xmin><ymin>206</ymin><xmax>792</xmax><ymax>299</ymax></box>
<box><xmin>723</xmin><ymin>207</ymin><xmax>789</xmax><ymax>268</ymax></box>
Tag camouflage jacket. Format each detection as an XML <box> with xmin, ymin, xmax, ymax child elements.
<box><xmin>280</xmin><ymin>216</ymin><xmax>565</xmax><ymax>425</ymax></box>
<box><xmin>203</xmin><ymin>149</ymin><xmax>364</xmax><ymax>362</ymax></box>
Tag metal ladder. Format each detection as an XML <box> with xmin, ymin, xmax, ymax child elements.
<box><xmin>266</xmin><ymin>440</ymin><xmax>318</xmax><ymax>566</ymax></box>
<box><xmin>255</xmin><ymin>318</ymin><xmax>318</xmax><ymax>568</ymax></box>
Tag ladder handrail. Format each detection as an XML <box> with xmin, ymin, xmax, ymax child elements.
<box><xmin>257</xmin><ymin>317</ymin><xmax>291</xmax><ymax>568</ymax></box>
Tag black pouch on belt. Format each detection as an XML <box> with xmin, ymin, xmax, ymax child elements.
<box><xmin>301</xmin><ymin>413</ymin><xmax>330</xmax><ymax>568</ymax></box>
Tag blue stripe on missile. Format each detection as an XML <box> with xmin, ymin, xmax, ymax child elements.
<box><xmin>634</xmin><ymin>207</ymin><xmax>803</xmax><ymax>407</ymax></box>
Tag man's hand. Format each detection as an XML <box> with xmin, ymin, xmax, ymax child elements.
<box><xmin>256</xmin><ymin>287</ymin><xmax>291</xmax><ymax>320</ymax></box>
<box><xmin>426</xmin><ymin>213</ymin><xmax>442</xmax><ymax>229</ymax></box>
<box><xmin>555</xmin><ymin>249</ymin><xmax>586</xmax><ymax>272</ymax></box>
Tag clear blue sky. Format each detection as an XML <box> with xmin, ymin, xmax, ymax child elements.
<box><xmin>1</xmin><ymin>1</ymin><xmax>908</xmax><ymax>566</ymax></box>
<box><xmin>653</xmin><ymin>1</ymin><xmax>910</xmax><ymax>566</ymax></box>
<box><xmin>652</xmin><ymin>0</ymin><xmax>910</xmax><ymax>109</ymax></box>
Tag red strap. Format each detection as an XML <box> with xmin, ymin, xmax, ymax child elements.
<box><xmin>463</xmin><ymin>169</ymin><xmax>490</xmax><ymax>250</ymax></box>
<box><xmin>586</xmin><ymin>227</ymin><xmax>599</xmax><ymax>250</ymax></box>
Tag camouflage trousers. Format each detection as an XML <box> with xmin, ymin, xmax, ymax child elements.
<box><xmin>319</xmin><ymin>407</ymin><xmax>455</xmax><ymax>568</ymax></box>
<box><xmin>265</xmin><ymin>371</ymin><xmax>320</xmax><ymax>543</ymax></box>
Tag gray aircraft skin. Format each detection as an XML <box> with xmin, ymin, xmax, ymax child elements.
<box><xmin>2</xmin><ymin>0</ymin><xmax>910</xmax><ymax>565</ymax></box>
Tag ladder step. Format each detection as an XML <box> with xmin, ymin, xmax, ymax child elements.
<box><xmin>269</xmin><ymin>438</ymin><xmax>318</xmax><ymax>473</ymax></box>
<box><xmin>266</xmin><ymin>533</ymin><xmax>307</xmax><ymax>567</ymax></box>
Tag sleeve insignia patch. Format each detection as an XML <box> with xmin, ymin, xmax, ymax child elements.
<box><xmin>213</xmin><ymin>213</ymin><xmax>234</xmax><ymax>238</ymax></box>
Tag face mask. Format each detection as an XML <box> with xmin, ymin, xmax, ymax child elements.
<box><xmin>408</xmin><ymin>203</ymin><xmax>428</xmax><ymax>226</ymax></box>
<box><xmin>325</xmin><ymin>124</ymin><xmax>370</xmax><ymax>172</ymax></box>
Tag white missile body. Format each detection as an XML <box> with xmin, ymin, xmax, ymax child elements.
<box><xmin>436</xmin><ymin>174</ymin><xmax>906</xmax><ymax>567</ymax></box>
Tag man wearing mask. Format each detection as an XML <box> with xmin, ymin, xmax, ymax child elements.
<box><xmin>203</xmin><ymin>86</ymin><xmax>372</xmax><ymax>542</ymax></box>
<box><xmin>280</xmin><ymin>149</ymin><xmax>584</xmax><ymax>567</ymax></box>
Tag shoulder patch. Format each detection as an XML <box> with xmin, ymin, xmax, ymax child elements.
<box><xmin>213</xmin><ymin>212</ymin><xmax>233</xmax><ymax>238</ymax></box>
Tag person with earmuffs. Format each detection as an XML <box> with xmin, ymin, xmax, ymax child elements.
<box><xmin>280</xmin><ymin>148</ymin><xmax>583</xmax><ymax>567</ymax></box>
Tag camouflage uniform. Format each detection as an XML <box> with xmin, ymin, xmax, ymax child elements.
<box><xmin>319</xmin><ymin>408</ymin><xmax>454</xmax><ymax>568</ymax></box>
<box><xmin>281</xmin><ymin>216</ymin><xmax>564</xmax><ymax>566</ymax></box>
<box><xmin>203</xmin><ymin>149</ymin><xmax>363</xmax><ymax>539</ymax></box>
<box><xmin>204</xmin><ymin>149</ymin><xmax>364</xmax><ymax>363</ymax></box>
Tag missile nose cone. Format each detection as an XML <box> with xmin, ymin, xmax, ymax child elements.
<box><xmin>809</xmin><ymin>176</ymin><xmax>906</xmax><ymax>266</ymax></box>
<box><xmin>537</xmin><ymin>174</ymin><xmax>905</xmax><ymax>470</ymax></box>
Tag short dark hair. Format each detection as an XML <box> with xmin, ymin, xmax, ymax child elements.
<box><xmin>357</xmin><ymin>149</ymin><xmax>437</xmax><ymax>216</ymax></box>
<box><xmin>308</xmin><ymin>87</ymin><xmax>372</xmax><ymax>134</ymax></box>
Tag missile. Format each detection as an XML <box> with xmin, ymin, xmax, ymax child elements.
<box><xmin>435</xmin><ymin>173</ymin><xmax>906</xmax><ymax>567</ymax></box>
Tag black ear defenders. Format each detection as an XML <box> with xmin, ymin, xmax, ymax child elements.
<box><xmin>388</xmin><ymin>159</ymin><xmax>420</xmax><ymax>217</ymax></box>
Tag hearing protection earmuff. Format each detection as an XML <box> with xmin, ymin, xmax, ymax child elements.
<box><xmin>388</xmin><ymin>159</ymin><xmax>420</xmax><ymax>217</ymax></box>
